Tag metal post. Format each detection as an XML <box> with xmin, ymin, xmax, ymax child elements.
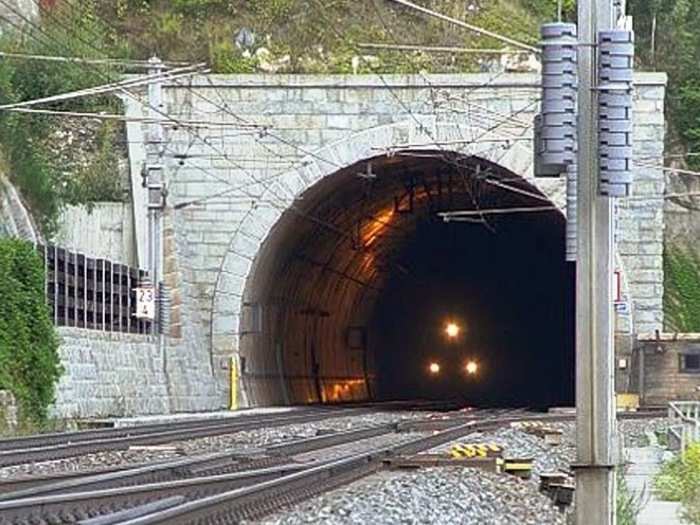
<box><xmin>575</xmin><ymin>0</ymin><xmax>617</xmax><ymax>523</ymax></box>
<box><xmin>73</xmin><ymin>252</ymin><xmax>78</xmax><ymax>327</ymax></box>
<box><xmin>53</xmin><ymin>245</ymin><xmax>58</xmax><ymax>325</ymax></box>
<box><xmin>126</xmin><ymin>269</ymin><xmax>132</xmax><ymax>333</ymax></box>
<box><xmin>101</xmin><ymin>259</ymin><xmax>106</xmax><ymax>330</ymax></box>
<box><xmin>146</xmin><ymin>56</ymin><xmax>166</xmax><ymax>335</ymax></box>
<box><xmin>638</xmin><ymin>346</ymin><xmax>645</xmax><ymax>404</ymax></box>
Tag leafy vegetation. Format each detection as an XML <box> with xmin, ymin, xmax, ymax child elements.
<box><xmin>0</xmin><ymin>238</ymin><xmax>62</xmax><ymax>424</ymax></box>
<box><xmin>0</xmin><ymin>1</ymin><xmax>125</xmax><ymax>234</ymax></box>
<box><xmin>630</xmin><ymin>0</ymin><xmax>700</xmax><ymax>168</ymax></box>
<box><xmin>664</xmin><ymin>248</ymin><xmax>700</xmax><ymax>332</ymax></box>
<box><xmin>98</xmin><ymin>0</ymin><xmax>554</xmax><ymax>74</ymax></box>
<box><xmin>617</xmin><ymin>468</ymin><xmax>644</xmax><ymax>525</ymax></box>
<box><xmin>655</xmin><ymin>443</ymin><xmax>700</xmax><ymax>523</ymax></box>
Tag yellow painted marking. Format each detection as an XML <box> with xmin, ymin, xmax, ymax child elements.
<box><xmin>230</xmin><ymin>356</ymin><xmax>238</xmax><ymax>411</ymax></box>
<box><xmin>504</xmin><ymin>462</ymin><xmax>533</xmax><ymax>470</ymax></box>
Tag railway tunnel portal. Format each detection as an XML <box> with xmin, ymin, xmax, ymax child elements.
<box><xmin>124</xmin><ymin>73</ymin><xmax>666</xmax><ymax>411</ymax></box>
<box><xmin>239</xmin><ymin>152</ymin><xmax>574</xmax><ymax>407</ymax></box>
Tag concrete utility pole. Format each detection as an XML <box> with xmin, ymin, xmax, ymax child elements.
<box><xmin>144</xmin><ymin>56</ymin><xmax>166</xmax><ymax>335</ymax></box>
<box><xmin>575</xmin><ymin>0</ymin><xmax>617</xmax><ymax>523</ymax></box>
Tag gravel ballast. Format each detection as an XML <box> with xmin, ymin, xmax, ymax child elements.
<box><xmin>0</xmin><ymin>411</ymin><xmax>432</xmax><ymax>479</ymax></box>
<box><xmin>259</xmin><ymin>467</ymin><xmax>566</xmax><ymax>525</ymax></box>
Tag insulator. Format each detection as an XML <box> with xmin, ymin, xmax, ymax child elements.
<box><xmin>598</xmin><ymin>29</ymin><xmax>634</xmax><ymax>197</ymax></box>
<box><xmin>537</xmin><ymin>22</ymin><xmax>578</xmax><ymax>177</ymax></box>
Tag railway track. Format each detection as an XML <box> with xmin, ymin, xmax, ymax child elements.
<box><xmin>0</xmin><ymin>406</ymin><xmax>373</xmax><ymax>468</ymax></box>
<box><xmin>0</xmin><ymin>408</ymin><xmax>666</xmax><ymax>525</ymax></box>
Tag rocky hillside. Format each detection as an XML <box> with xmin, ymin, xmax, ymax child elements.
<box><xmin>94</xmin><ymin>0</ymin><xmax>566</xmax><ymax>74</ymax></box>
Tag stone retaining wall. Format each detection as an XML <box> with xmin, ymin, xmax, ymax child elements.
<box><xmin>51</xmin><ymin>327</ymin><xmax>170</xmax><ymax>418</ymax></box>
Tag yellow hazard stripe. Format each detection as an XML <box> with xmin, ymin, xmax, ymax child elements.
<box><xmin>504</xmin><ymin>462</ymin><xmax>533</xmax><ymax>470</ymax></box>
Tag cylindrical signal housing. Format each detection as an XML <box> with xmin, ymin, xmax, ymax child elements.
<box><xmin>536</xmin><ymin>22</ymin><xmax>578</xmax><ymax>177</ymax></box>
<box><xmin>598</xmin><ymin>29</ymin><xmax>634</xmax><ymax>197</ymax></box>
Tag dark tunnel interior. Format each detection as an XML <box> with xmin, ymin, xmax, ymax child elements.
<box><xmin>370</xmin><ymin>209</ymin><xmax>575</xmax><ymax>407</ymax></box>
<box><xmin>239</xmin><ymin>152</ymin><xmax>575</xmax><ymax>408</ymax></box>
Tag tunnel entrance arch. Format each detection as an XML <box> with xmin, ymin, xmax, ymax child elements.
<box><xmin>219</xmin><ymin>115</ymin><xmax>588</xmax><ymax>407</ymax></box>
<box><xmin>209</xmin><ymin>121</ymin><xmax>629</xmax><ymax>408</ymax></box>
<box><xmin>236</xmin><ymin>150</ymin><xmax>573</xmax><ymax>407</ymax></box>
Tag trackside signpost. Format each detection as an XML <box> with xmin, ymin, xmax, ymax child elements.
<box><xmin>135</xmin><ymin>285</ymin><xmax>156</xmax><ymax>320</ymax></box>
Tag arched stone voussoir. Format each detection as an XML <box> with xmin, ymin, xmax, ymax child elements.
<box><xmin>212</xmin><ymin>118</ymin><xmax>566</xmax><ymax>352</ymax></box>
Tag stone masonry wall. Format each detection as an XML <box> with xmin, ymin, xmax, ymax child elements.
<box><xmin>124</xmin><ymin>73</ymin><xmax>667</xmax><ymax>404</ymax></box>
<box><xmin>617</xmin><ymin>77</ymin><xmax>667</xmax><ymax>332</ymax></box>
<box><xmin>52</xmin><ymin>327</ymin><xmax>170</xmax><ymax>418</ymax></box>
<box><xmin>163</xmin><ymin>209</ymin><xmax>222</xmax><ymax>410</ymax></box>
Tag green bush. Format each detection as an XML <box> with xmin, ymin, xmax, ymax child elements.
<box><xmin>0</xmin><ymin>238</ymin><xmax>62</xmax><ymax>424</ymax></box>
<box><xmin>655</xmin><ymin>443</ymin><xmax>700</xmax><ymax>523</ymax></box>
<box><xmin>664</xmin><ymin>248</ymin><xmax>700</xmax><ymax>332</ymax></box>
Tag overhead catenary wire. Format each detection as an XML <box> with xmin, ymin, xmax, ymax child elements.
<box><xmin>357</xmin><ymin>43</ymin><xmax>531</xmax><ymax>54</ymax></box>
<box><xmin>0</xmin><ymin>63</ymin><xmax>207</xmax><ymax>110</ymax></box>
<box><xmin>439</xmin><ymin>205</ymin><xmax>558</xmax><ymax>220</ymax></box>
<box><xmin>14</xmin><ymin>0</ymin><xmax>558</xmax><ymax>228</ymax></box>
<box><xmin>8</xmin><ymin>0</ymin><xmax>562</xmax><ymax>248</ymax></box>
<box><xmin>4</xmin><ymin>0</ymin><xmax>296</xmax><ymax>204</ymax></box>
<box><xmin>2</xmin><ymin>106</ymin><xmax>266</xmax><ymax>128</ymax></box>
<box><xmin>384</xmin><ymin>0</ymin><xmax>540</xmax><ymax>53</ymax></box>
<box><xmin>0</xmin><ymin>49</ymin><xmax>189</xmax><ymax>67</ymax></box>
<box><xmin>34</xmin><ymin>0</ymin><xmax>349</xmax><ymax>172</ymax></box>
<box><xmin>367</xmin><ymin>0</ymin><xmax>545</xmax><ymax>221</ymax></box>
<box><xmin>22</xmin><ymin>0</ymin><xmax>543</xmax><ymax>216</ymax></box>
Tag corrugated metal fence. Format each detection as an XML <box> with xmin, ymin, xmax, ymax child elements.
<box><xmin>37</xmin><ymin>244</ymin><xmax>153</xmax><ymax>335</ymax></box>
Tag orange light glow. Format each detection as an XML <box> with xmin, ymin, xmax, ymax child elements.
<box><xmin>360</xmin><ymin>207</ymin><xmax>395</xmax><ymax>248</ymax></box>
<box><xmin>445</xmin><ymin>322</ymin><xmax>460</xmax><ymax>338</ymax></box>
<box><xmin>323</xmin><ymin>379</ymin><xmax>367</xmax><ymax>402</ymax></box>
<box><xmin>429</xmin><ymin>362</ymin><xmax>440</xmax><ymax>374</ymax></box>
<box><xmin>465</xmin><ymin>361</ymin><xmax>478</xmax><ymax>375</ymax></box>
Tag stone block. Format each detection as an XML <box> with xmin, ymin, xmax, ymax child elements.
<box><xmin>634</xmin><ymin>125</ymin><xmax>664</xmax><ymax>142</ymax></box>
<box><xmin>223</xmin><ymin>253</ymin><xmax>254</xmax><ymax>277</ymax></box>
<box><xmin>639</xmin><ymin>86</ymin><xmax>665</xmax><ymax>100</ymax></box>
<box><xmin>301</xmin><ymin>88</ymin><xmax>327</xmax><ymax>102</ymax></box>
<box><xmin>326</xmin><ymin>114</ymin><xmax>355</xmax><ymax>130</ymax></box>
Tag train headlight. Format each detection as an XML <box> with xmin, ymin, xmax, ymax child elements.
<box><xmin>445</xmin><ymin>322</ymin><xmax>460</xmax><ymax>338</ymax></box>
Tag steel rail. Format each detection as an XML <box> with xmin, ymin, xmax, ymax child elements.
<box><xmin>0</xmin><ymin>407</ymin><xmax>343</xmax><ymax>452</ymax></box>
<box><xmin>0</xmin><ymin>424</ymin><xmax>397</xmax><ymax>501</ymax></box>
<box><xmin>113</xmin><ymin>416</ymin><xmax>533</xmax><ymax>525</ymax></box>
<box><xmin>0</xmin><ymin>409</ymin><xmax>667</xmax><ymax>525</ymax></box>
<box><xmin>0</xmin><ymin>463</ymin><xmax>310</xmax><ymax>524</ymax></box>
<box><xmin>0</xmin><ymin>408</ymin><xmax>370</xmax><ymax>468</ymax></box>
<box><xmin>0</xmin><ymin>424</ymin><xmax>401</xmax><ymax>524</ymax></box>
<box><xmin>115</xmin><ymin>410</ymin><xmax>670</xmax><ymax>525</ymax></box>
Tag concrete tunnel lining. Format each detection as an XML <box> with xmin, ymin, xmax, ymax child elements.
<box><xmin>237</xmin><ymin>151</ymin><xmax>575</xmax><ymax>407</ymax></box>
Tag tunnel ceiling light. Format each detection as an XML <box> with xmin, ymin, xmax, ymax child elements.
<box><xmin>429</xmin><ymin>362</ymin><xmax>440</xmax><ymax>374</ymax></box>
<box><xmin>466</xmin><ymin>361</ymin><xmax>478</xmax><ymax>375</ymax></box>
<box><xmin>445</xmin><ymin>322</ymin><xmax>460</xmax><ymax>338</ymax></box>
